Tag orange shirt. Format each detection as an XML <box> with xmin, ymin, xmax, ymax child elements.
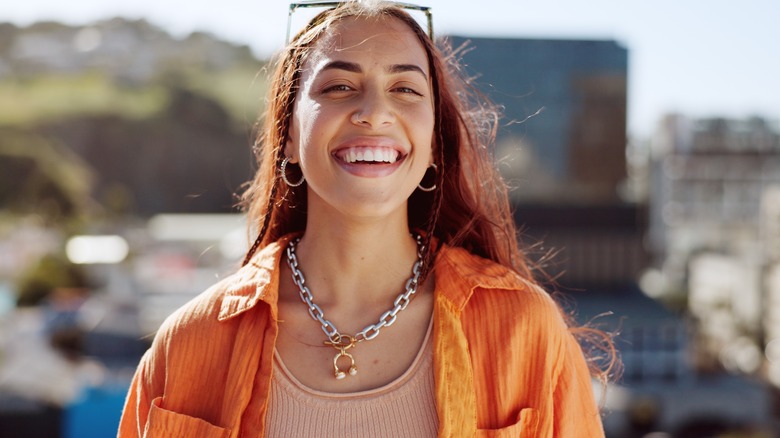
<box><xmin>119</xmin><ymin>235</ymin><xmax>603</xmax><ymax>437</ymax></box>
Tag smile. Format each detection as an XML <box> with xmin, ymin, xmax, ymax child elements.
<box><xmin>335</xmin><ymin>147</ymin><xmax>403</xmax><ymax>164</ymax></box>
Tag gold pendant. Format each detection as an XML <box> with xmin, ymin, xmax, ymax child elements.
<box><xmin>324</xmin><ymin>334</ymin><xmax>358</xmax><ymax>380</ymax></box>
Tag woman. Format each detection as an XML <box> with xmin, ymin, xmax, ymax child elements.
<box><xmin>119</xmin><ymin>1</ymin><xmax>607</xmax><ymax>437</ymax></box>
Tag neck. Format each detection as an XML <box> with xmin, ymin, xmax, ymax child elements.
<box><xmin>290</xmin><ymin>217</ymin><xmax>420</xmax><ymax>308</ymax></box>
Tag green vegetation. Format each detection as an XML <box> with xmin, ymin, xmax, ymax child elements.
<box><xmin>16</xmin><ymin>253</ymin><xmax>88</xmax><ymax>306</ymax></box>
<box><xmin>0</xmin><ymin>131</ymin><xmax>94</xmax><ymax>223</ymax></box>
<box><xmin>181</xmin><ymin>65</ymin><xmax>270</xmax><ymax>126</ymax></box>
<box><xmin>0</xmin><ymin>67</ymin><xmax>269</xmax><ymax>128</ymax></box>
<box><xmin>0</xmin><ymin>73</ymin><xmax>168</xmax><ymax>126</ymax></box>
<box><xmin>0</xmin><ymin>20</ymin><xmax>268</xmax><ymax>219</ymax></box>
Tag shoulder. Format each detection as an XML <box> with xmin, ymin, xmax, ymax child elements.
<box><xmin>153</xmin><ymin>275</ymin><xmax>239</xmax><ymax>342</ymax></box>
<box><xmin>434</xmin><ymin>244</ymin><xmax>566</xmax><ymax>328</ymax></box>
<box><xmin>436</xmin><ymin>248</ymin><xmax>582</xmax><ymax>403</ymax></box>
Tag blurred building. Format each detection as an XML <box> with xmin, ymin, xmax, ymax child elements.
<box><xmin>0</xmin><ymin>214</ymin><xmax>247</xmax><ymax>438</ymax></box>
<box><xmin>762</xmin><ymin>186</ymin><xmax>780</xmax><ymax>386</ymax></box>
<box><xmin>134</xmin><ymin>213</ymin><xmax>247</xmax><ymax>333</ymax></box>
<box><xmin>447</xmin><ymin>36</ymin><xmax>628</xmax><ymax>204</ymax></box>
<box><xmin>446</xmin><ymin>36</ymin><xmax>644</xmax><ymax>288</ymax></box>
<box><xmin>648</xmin><ymin>114</ymin><xmax>780</xmax><ymax>381</ymax></box>
<box><xmin>649</xmin><ymin>115</ymin><xmax>780</xmax><ymax>270</ymax></box>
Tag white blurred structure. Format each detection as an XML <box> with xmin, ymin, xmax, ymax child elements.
<box><xmin>761</xmin><ymin>187</ymin><xmax>780</xmax><ymax>386</ymax></box>
<box><xmin>648</xmin><ymin>114</ymin><xmax>780</xmax><ymax>383</ymax></box>
<box><xmin>688</xmin><ymin>253</ymin><xmax>763</xmax><ymax>374</ymax></box>
<box><xmin>66</xmin><ymin>235</ymin><xmax>129</xmax><ymax>265</ymax></box>
<box><xmin>0</xmin><ymin>309</ymin><xmax>105</xmax><ymax>406</ymax></box>
<box><xmin>136</xmin><ymin>214</ymin><xmax>247</xmax><ymax>333</ymax></box>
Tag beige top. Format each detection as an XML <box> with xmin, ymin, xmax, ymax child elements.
<box><xmin>265</xmin><ymin>320</ymin><xmax>438</xmax><ymax>437</ymax></box>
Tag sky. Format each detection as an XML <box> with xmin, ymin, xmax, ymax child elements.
<box><xmin>3</xmin><ymin>0</ymin><xmax>779</xmax><ymax>138</ymax></box>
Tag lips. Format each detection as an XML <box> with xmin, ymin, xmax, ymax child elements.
<box><xmin>333</xmin><ymin>137</ymin><xmax>407</xmax><ymax>165</ymax></box>
<box><xmin>331</xmin><ymin>137</ymin><xmax>408</xmax><ymax>177</ymax></box>
<box><xmin>336</xmin><ymin>146</ymin><xmax>401</xmax><ymax>164</ymax></box>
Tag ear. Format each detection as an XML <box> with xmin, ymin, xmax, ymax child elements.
<box><xmin>427</xmin><ymin>135</ymin><xmax>438</xmax><ymax>166</ymax></box>
<box><xmin>284</xmin><ymin>137</ymin><xmax>299</xmax><ymax>164</ymax></box>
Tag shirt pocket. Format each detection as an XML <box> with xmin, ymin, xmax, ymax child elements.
<box><xmin>144</xmin><ymin>397</ymin><xmax>231</xmax><ymax>438</ymax></box>
<box><xmin>475</xmin><ymin>408</ymin><xmax>540</xmax><ymax>438</ymax></box>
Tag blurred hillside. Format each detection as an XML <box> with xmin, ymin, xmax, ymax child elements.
<box><xmin>0</xmin><ymin>18</ymin><xmax>267</xmax><ymax>220</ymax></box>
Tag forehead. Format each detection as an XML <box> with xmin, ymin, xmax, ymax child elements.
<box><xmin>303</xmin><ymin>15</ymin><xmax>429</xmax><ymax>74</ymax></box>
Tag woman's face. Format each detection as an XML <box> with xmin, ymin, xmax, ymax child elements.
<box><xmin>286</xmin><ymin>15</ymin><xmax>435</xmax><ymax>223</ymax></box>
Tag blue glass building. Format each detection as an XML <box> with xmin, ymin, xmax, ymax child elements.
<box><xmin>446</xmin><ymin>37</ymin><xmax>629</xmax><ymax>203</ymax></box>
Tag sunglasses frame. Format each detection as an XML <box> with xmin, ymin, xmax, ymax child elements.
<box><xmin>286</xmin><ymin>1</ymin><xmax>433</xmax><ymax>44</ymax></box>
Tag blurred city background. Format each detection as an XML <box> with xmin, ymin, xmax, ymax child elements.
<box><xmin>1</xmin><ymin>1</ymin><xmax>779</xmax><ymax>437</ymax></box>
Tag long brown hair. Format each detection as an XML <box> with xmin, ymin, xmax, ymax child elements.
<box><xmin>240</xmin><ymin>1</ymin><xmax>528</xmax><ymax>280</ymax></box>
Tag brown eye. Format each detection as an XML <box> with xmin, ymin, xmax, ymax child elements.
<box><xmin>323</xmin><ymin>84</ymin><xmax>354</xmax><ymax>93</ymax></box>
<box><xmin>394</xmin><ymin>86</ymin><xmax>422</xmax><ymax>96</ymax></box>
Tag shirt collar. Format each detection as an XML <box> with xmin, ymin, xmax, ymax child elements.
<box><xmin>217</xmin><ymin>234</ymin><xmax>525</xmax><ymax>321</ymax></box>
<box><xmin>217</xmin><ymin>234</ymin><xmax>297</xmax><ymax>321</ymax></box>
<box><xmin>433</xmin><ymin>244</ymin><xmax>527</xmax><ymax>313</ymax></box>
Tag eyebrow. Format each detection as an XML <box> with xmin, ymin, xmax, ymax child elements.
<box><xmin>321</xmin><ymin>60</ymin><xmax>428</xmax><ymax>79</ymax></box>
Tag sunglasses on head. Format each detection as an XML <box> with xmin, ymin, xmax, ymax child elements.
<box><xmin>286</xmin><ymin>1</ymin><xmax>433</xmax><ymax>44</ymax></box>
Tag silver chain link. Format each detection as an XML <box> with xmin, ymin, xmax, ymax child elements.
<box><xmin>285</xmin><ymin>234</ymin><xmax>425</xmax><ymax>344</ymax></box>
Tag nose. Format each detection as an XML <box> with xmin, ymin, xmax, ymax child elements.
<box><xmin>351</xmin><ymin>89</ymin><xmax>395</xmax><ymax>128</ymax></box>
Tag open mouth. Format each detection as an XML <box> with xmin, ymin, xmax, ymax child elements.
<box><xmin>336</xmin><ymin>147</ymin><xmax>403</xmax><ymax>164</ymax></box>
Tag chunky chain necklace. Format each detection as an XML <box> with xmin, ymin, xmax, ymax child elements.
<box><xmin>285</xmin><ymin>234</ymin><xmax>425</xmax><ymax>380</ymax></box>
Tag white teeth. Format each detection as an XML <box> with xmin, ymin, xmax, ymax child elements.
<box><xmin>342</xmin><ymin>148</ymin><xmax>399</xmax><ymax>164</ymax></box>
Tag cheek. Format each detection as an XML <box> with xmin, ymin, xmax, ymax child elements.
<box><xmin>287</xmin><ymin>100</ymin><xmax>320</xmax><ymax>155</ymax></box>
<box><xmin>411</xmin><ymin>107</ymin><xmax>435</xmax><ymax>156</ymax></box>
<box><xmin>297</xmin><ymin>100</ymin><xmax>327</xmax><ymax>139</ymax></box>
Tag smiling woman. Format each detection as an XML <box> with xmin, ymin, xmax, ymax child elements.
<box><xmin>287</xmin><ymin>14</ymin><xmax>435</xmax><ymax>221</ymax></box>
<box><xmin>118</xmin><ymin>2</ymin><xmax>609</xmax><ymax>437</ymax></box>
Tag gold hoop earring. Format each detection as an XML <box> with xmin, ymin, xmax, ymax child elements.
<box><xmin>281</xmin><ymin>157</ymin><xmax>305</xmax><ymax>187</ymax></box>
<box><xmin>417</xmin><ymin>163</ymin><xmax>437</xmax><ymax>192</ymax></box>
